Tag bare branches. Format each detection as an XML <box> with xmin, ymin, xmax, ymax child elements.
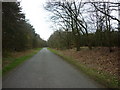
<box><xmin>45</xmin><ymin>0</ymin><xmax>119</xmax><ymax>50</ymax></box>
<box><xmin>90</xmin><ymin>1</ymin><xmax>120</xmax><ymax>23</ymax></box>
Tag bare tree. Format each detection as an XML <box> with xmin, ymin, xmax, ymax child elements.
<box><xmin>89</xmin><ymin>1</ymin><xmax>119</xmax><ymax>50</ymax></box>
<box><xmin>45</xmin><ymin>0</ymin><xmax>91</xmax><ymax>51</ymax></box>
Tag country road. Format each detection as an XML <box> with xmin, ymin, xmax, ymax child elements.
<box><xmin>3</xmin><ymin>48</ymin><xmax>104</xmax><ymax>88</ymax></box>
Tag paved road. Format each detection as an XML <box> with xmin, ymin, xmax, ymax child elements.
<box><xmin>3</xmin><ymin>48</ymin><xmax>104</xmax><ymax>88</ymax></box>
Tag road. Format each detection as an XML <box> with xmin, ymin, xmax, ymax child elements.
<box><xmin>3</xmin><ymin>48</ymin><xmax>104</xmax><ymax>88</ymax></box>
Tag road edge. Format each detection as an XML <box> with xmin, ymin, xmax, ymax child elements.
<box><xmin>48</xmin><ymin>48</ymin><xmax>119</xmax><ymax>89</ymax></box>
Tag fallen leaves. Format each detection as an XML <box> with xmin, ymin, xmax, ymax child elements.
<box><xmin>59</xmin><ymin>47</ymin><xmax>119</xmax><ymax>78</ymax></box>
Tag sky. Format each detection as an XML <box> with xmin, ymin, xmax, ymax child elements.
<box><xmin>19</xmin><ymin>0</ymin><xmax>119</xmax><ymax>41</ymax></box>
<box><xmin>19</xmin><ymin>0</ymin><xmax>54</xmax><ymax>41</ymax></box>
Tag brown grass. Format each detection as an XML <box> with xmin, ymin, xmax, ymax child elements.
<box><xmin>2</xmin><ymin>49</ymin><xmax>35</xmax><ymax>68</ymax></box>
<box><xmin>10</xmin><ymin>49</ymin><xmax>35</xmax><ymax>58</ymax></box>
<box><xmin>58</xmin><ymin>47</ymin><xmax>119</xmax><ymax>78</ymax></box>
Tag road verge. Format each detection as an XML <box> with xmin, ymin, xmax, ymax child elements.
<box><xmin>48</xmin><ymin>48</ymin><xmax>119</xmax><ymax>89</ymax></box>
<box><xmin>3</xmin><ymin>48</ymin><xmax>42</xmax><ymax>75</ymax></box>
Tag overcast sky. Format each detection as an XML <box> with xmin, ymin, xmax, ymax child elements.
<box><xmin>20</xmin><ymin>0</ymin><xmax>54</xmax><ymax>41</ymax></box>
<box><xmin>19</xmin><ymin>0</ymin><xmax>119</xmax><ymax>40</ymax></box>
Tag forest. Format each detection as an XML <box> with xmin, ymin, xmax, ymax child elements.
<box><xmin>46</xmin><ymin>1</ymin><xmax>119</xmax><ymax>52</ymax></box>
<box><xmin>2</xmin><ymin>2</ymin><xmax>47</xmax><ymax>56</ymax></box>
<box><xmin>45</xmin><ymin>1</ymin><xmax>119</xmax><ymax>88</ymax></box>
<box><xmin>2</xmin><ymin>1</ymin><xmax>119</xmax><ymax>53</ymax></box>
<box><xmin>2</xmin><ymin>1</ymin><xmax>120</xmax><ymax>88</ymax></box>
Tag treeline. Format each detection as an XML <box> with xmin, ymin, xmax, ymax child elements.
<box><xmin>48</xmin><ymin>30</ymin><xmax>118</xmax><ymax>50</ymax></box>
<box><xmin>48</xmin><ymin>30</ymin><xmax>74</xmax><ymax>49</ymax></box>
<box><xmin>46</xmin><ymin>1</ymin><xmax>119</xmax><ymax>52</ymax></box>
<box><xmin>2</xmin><ymin>2</ymin><xmax>46</xmax><ymax>54</ymax></box>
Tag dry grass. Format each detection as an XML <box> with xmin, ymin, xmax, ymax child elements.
<box><xmin>2</xmin><ymin>48</ymin><xmax>42</xmax><ymax>75</ymax></box>
<box><xmin>10</xmin><ymin>50</ymin><xmax>35</xmax><ymax>58</ymax></box>
<box><xmin>58</xmin><ymin>47</ymin><xmax>119</xmax><ymax>78</ymax></box>
<box><xmin>3</xmin><ymin>49</ymin><xmax>37</xmax><ymax>68</ymax></box>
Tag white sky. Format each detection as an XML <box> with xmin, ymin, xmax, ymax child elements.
<box><xmin>19</xmin><ymin>0</ymin><xmax>119</xmax><ymax>41</ymax></box>
<box><xmin>19</xmin><ymin>0</ymin><xmax>54</xmax><ymax>41</ymax></box>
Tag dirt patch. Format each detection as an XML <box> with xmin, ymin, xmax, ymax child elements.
<box><xmin>58</xmin><ymin>47</ymin><xmax>119</xmax><ymax>78</ymax></box>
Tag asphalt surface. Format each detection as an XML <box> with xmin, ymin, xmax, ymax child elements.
<box><xmin>3</xmin><ymin>48</ymin><xmax>104</xmax><ymax>88</ymax></box>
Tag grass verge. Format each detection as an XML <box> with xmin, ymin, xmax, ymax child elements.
<box><xmin>48</xmin><ymin>48</ymin><xmax>119</xmax><ymax>89</ymax></box>
<box><xmin>2</xmin><ymin>48</ymin><xmax>42</xmax><ymax>75</ymax></box>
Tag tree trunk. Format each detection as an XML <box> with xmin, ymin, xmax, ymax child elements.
<box><xmin>76</xmin><ymin>37</ymin><xmax>80</xmax><ymax>51</ymax></box>
<box><xmin>88</xmin><ymin>44</ymin><xmax>92</xmax><ymax>50</ymax></box>
<box><xmin>76</xmin><ymin>47</ymin><xmax>80</xmax><ymax>51</ymax></box>
<box><xmin>76</xmin><ymin>43</ymin><xmax>80</xmax><ymax>51</ymax></box>
<box><xmin>86</xmin><ymin>34</ymin><xmax>92</xmax><ymax>50</ymax></box>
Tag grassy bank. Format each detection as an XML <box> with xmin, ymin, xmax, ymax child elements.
<box><xmin>3</xmin><ymin>48</ymin><xmax>42</xmax><ymax>75</ymax></box>
<box><xmin>48</xmin><ymin>48</ymin><xmax>119</xmax><ymax>89</ymax></box>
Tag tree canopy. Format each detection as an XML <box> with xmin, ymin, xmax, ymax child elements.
<box><xmin>45</xmin><ymin>0</ymin><xmax>119</xmax><ymax>52</ymax></box>
<box><xmin>2</xmin><ymin>2</ymin><xmax>46</xmax><ymax>54</ymax></box>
